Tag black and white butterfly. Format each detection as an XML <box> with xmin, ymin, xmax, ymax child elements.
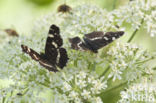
<box><xmin>21</xmin><ymin>24</ymin><xmax>68</xmax><ymax>72</ymax></box>
<box><xmin>69</xmin><ymin>31</ymin><xmax>124</xmax><ymax>53</ymax></box>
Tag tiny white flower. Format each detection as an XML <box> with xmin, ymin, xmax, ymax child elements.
<box><xmin>76</xmin><ymin>79</ymin><xmax>87</xmax><ymax>89</ymax></box>
<box><xmin>92</xmin><ymin>97</ymin><xmax>103</xmax><ymax>103</ymax></box>
<box><xmin>62</xmin><ymin>82</ymin><xmax>72</xmax><ymax>92</ymax></box>
<box><xmin>69</xmin><ymin>91</ymin><xmax>78</xmax><ymax>100</ymax></box>
<box><xmin>81</xmin><ymin>90</ymin><xmax>91</xmax><ymax>99</ymax></box>
<box><xmin>76</xmin><ymin>71</ymin><xmax>87</xmax><ymax>79</ymax></box>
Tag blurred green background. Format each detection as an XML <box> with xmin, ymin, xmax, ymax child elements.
<box><xmin>0</xmin><ymin>0</ymin><xmax>155</xmax><ymax>102</ymax></box>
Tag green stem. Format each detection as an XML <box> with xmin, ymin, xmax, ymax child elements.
<box><xmin>22</xmin><ymin>88</ymin><xmax>29</xmax><ymax>95</ymax></box>
<box><xmin>127</xmin><ymin>19</ymin><xmax>144</xmax><ymax>43</ymax></box>
<box><xmin>136</xmin><ymin>57</ymin><xmax>155</xmax><ymax>64</ymax></box>
<box><xmin>112</xmin><ymin>0</ymin><xmax>117</xmax><ymax>10</ymax></box>
<box><xmin>2</xmin><ymin>97</ymin><xmax>5</xmax><ymax>103</ymax></box>
<box><xmin>99</xmin><ymin>66</ymin><xmax>110</xmax><ymax>78</ymax></box>
<box><xmin>100</xmin><ymin>81</ymin><xmax>127</xmax><ymax>94</ymax></box>
<box><xmin>152</xmin><ymin>67</ymin><xmax>156</xmax><ymax>70</ymax></box>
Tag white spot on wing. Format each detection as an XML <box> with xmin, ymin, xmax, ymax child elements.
<box><xmin>39</xmin><ymin>61</ymin><xmax>53</xmax><ymax>68</ymax></box>
<box><xmin>90</xmin><ymin>37</ymin><xmax>102</xmax><ymax>41</ymax></box>
<box><xmin>112</xmin><ymin>37</ymin><xmax>116</xmax><ymax>40</ymax></box>
<box><xmin>33</xmin><ymin>54</ymin><xmax>39</xmax><ymax>60</ymax></box>
<box><xmin>56</xmin><ymin>49</ymin><xmax>60</xmax><ymax>63</ymax></box>
<box><xmin>48</xmin><ymin>35</ymin><xmax>54</xmax><ymax>38</ymax></box>
<box><xmin>104</xmin><ymin>37</ymin><xmax>108</xmax><ymax>40</ymax></box>
<box><xmin>77</xmin><ymin>42</ymin><xmax>84</xmax><ymax>51</ymax></box>
<box><xmin>52</xmin><ymin>42</ymin><xmax>58</xmax><ymax>48</ymax></box>
<box><xmin>27</xmin><ymin>48</ymin><xmax>31</xmax><ymax>52</ymax></box>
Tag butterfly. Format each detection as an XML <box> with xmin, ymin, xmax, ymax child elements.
<box><xmin>57</xmin><ymin>4</ymin><xmax>72</xmax><ymax>13</ymax></box>
<box><xmin>21</xmin><ymin>24</ymin><xmax>68</xmax><ymax>72</ymax></box>
<box><xmin>69</xmin><ymin>31</ymin><xmax>124</xmax><ymax>53</ymax></box>
<box><xmin>5</xmin><ymin>29</ymin><xmax>19</xmax><ymax>37</ymax></box>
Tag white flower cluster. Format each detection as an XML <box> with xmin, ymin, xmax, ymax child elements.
<box><xmin>145</xmin><ymin>9</ymin><xmax>156</xmax><ymax>37</ymax></box>
<box><xmin>106</xmin><ymin>42</ymin><xmax>155</xmax><ymax>81</ymax></box>
<box><xmin>51</xmin><ymin>71</ymin><xmax>107</xmax><ymax>103</ymax></box>
<box><xmin>64</xmin><ymin>4</ymin><xmax>122</xmax><ymax>36</ymax></box>
<box><xmin>112</xmin><ymin>0</ymin><xmax>156</xmax><ymax>37</ymax></box>
<box><xmin>0</xmin><ymin>86</ymin><xmax>46</xmax><ymax>103</ymax></box>
<box><xmin>118</xmin><ymin>82</ymin><xmax>156</xmax><ymax>103</ymax></box>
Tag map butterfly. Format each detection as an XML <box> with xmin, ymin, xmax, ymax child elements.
<box><xmin>21</xmin><ymin>24</ymin><xmax>68</xmax><ymax>72</ymax></box>
<box><xmin>69</xmin><ymin>31</ymin><xmax>124</xmax><ymax>53</ymax></box>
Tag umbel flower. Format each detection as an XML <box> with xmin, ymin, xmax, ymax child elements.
<box><xmin>112</xmin><ymin>0</ymin><xmax>156</xmax><ymax>37</ymax></box>
<box><xmin>0</xmin><ymin>0</ymin><xmax>156</xmax><ymax>103</ymax></box>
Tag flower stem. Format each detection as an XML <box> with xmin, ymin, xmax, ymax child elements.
<box><xmin>127</xmin><ymin>18</ymin><xmax>144</xmax><ymax>43</ymax></box>
<box><xmin>136</xmin><ymin>57</ymin><xmax>155</xmax><ymax>64</ymax></box>
<box><xmin>152</xmin><ymin>67</ymin><xmax>156</xmax><ymax>70</ymax></box>
<box><xmin>100</xmin><ymin>81</ymin><xmax>127</xmax><ymax>94</ymax></box>
<box><xmin>2</xmin><ymin>97</ymin><xmax>5</xmax><ymax>103</ymax></box>
<box><xmin>99</xmin><ymin>66</ymin><xmax>110</xmax><ymax>78</ymax></box>
<box><xmin>112</xmin><ymin>0</ymin><xmax>117</xmax><ymax>10</ymax></box>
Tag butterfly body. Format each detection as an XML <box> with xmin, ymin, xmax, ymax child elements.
<box><xmin>21</xmin><ymin>25</ymin><xmax>68</xmax><ymax>72</ymax></box>
<box><xmin>69</xmin><ymin>31</ymin><xmax>124</xmax><ymax>53</ymax></box>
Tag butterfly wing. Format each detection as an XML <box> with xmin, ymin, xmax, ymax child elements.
<box><xmin>83</xmin><ymin>31</ymin><xmax>104</xmax><ymax>53</ymax></box>
<box><xmin>45</xmin><ymin>24</ymin><xmax>63</xmax><ymax>64</ymax></box>
<box><xmin>45</xmin><ymin>24</ymin><xmax>68</xmax><ymax>69</ymax></box>
<box><xmin>83</xmin><ymin>31</ymin><xmax>124</xmax><ymax>52</ymax></box>
<box><xmin>21</xmin><ymin>45</ymin><xmax>41</xmax><ymax>61</ymax></box>
<box><xmin>84</xmin><ymin>31</ymin><xmax>104</xmax><ymax>40</ymax></box>
<box><xmin>57</xmin><ymin>48</ymin><xmax>69</xmax><ymax>69</ymax></box>
<box><xmin>21</xmin><ymin>45</ymin><xmax>58</xmax><ymax>72</ymax></box>
<box><xmin>69</xmin><ymin>37</ymin><xmax>89</xmax><ymax>51</ymax></box>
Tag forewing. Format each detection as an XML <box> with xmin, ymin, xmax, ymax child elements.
<box><xmin>57</xmin><ymin>48</ymin><xmax>69</xmax><ymax>69</ymax></box>
<box><xmin>84</xmin><ymin>31</ymin><xmax>104</xmax><ymax>40</ymax></box>
<box><xmin>21</xmin><ymin>45</ymin><xmax>57</xmax><ymax>72</ymax></box>
<box><xmin>21</xmin><ymin>45</ymin><xmax>41</xmax><ymax>61</ymax></box>
<box><xmin>46</xmin><ymin>24</ymin><xmax>63</xmax><ymax>48</ymax></box>
<box><xmin>69</xmin><ymin>37</ymin><xmax>89</xmax><ymax>51</ymax></box>
<box><xmin>84</xmin><ymin>31</ymin><xmax>124</xmax><ymax>51</ymax></box>
<box><xmin>45</xmin><ymin>24</ymin><xmax>63</xmax><ymax>63</ymax></box>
